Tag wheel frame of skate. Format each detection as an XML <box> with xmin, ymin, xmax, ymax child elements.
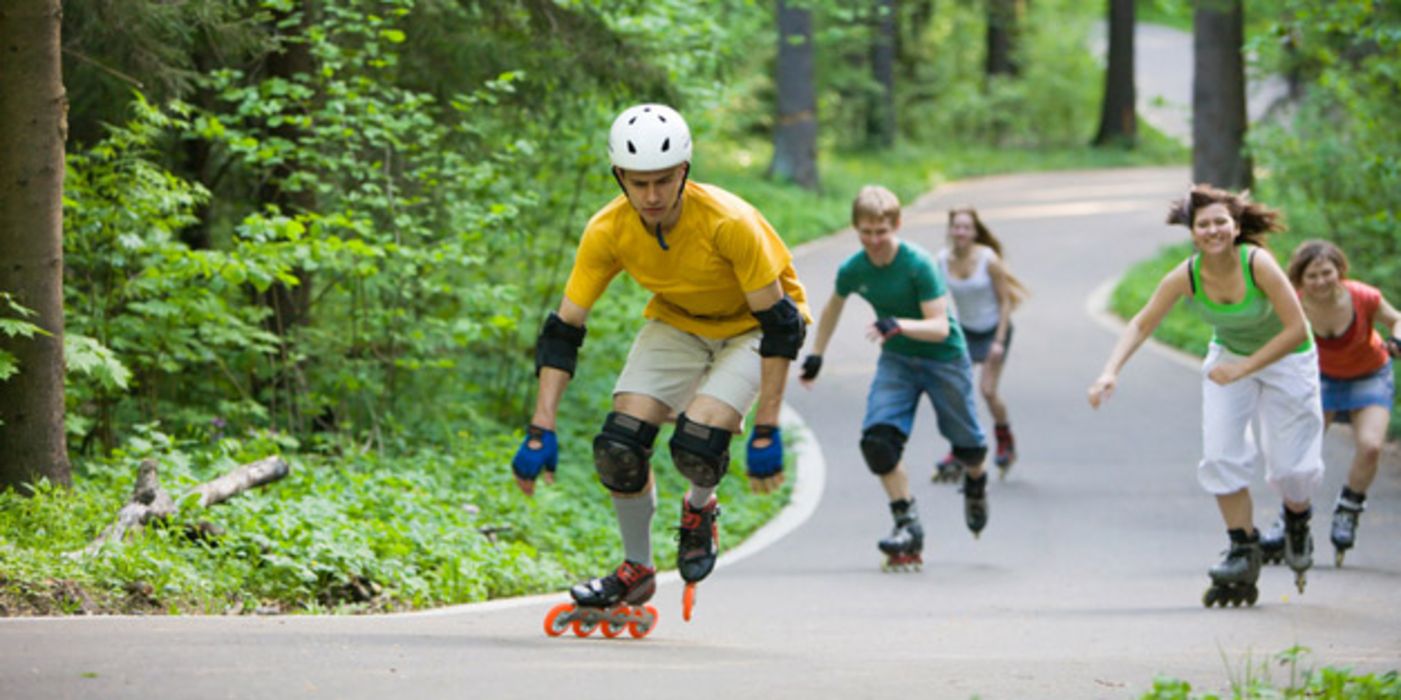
<box><xmin>1201</xmin><ymin>582</ymin><xmax>1259</xmax><ymax>608</ymax></box>
<box><xmin>543</xmin><ymin>602</ymin><xmax>659</xmax><ymax>639</ymax></box>
<box><xmin>931</xmin><ymin>462</ymin><xmax>964</xmax><ymax>484</ymax></box>
<box><xmin>881</xmin><ymin>553</ymin><xmax>923</xmax><ymax>573</ymax></box>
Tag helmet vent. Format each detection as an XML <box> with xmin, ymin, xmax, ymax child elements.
<box><xmin>629</xmin><ymin>116</ymin><xmax>638</xmax><ymax>125</ymax></box>
<box><xmin>661</xmin><ymin>138</ymin><xmax>671</xmax><ymax>152</ymax></box>
<box><xmin>627</xmin><ymin>141</ymin><xmax>637</xmax><ymax>154</ymax></box>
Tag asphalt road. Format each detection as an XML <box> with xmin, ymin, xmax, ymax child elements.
<box><xmin>3</xmin><ymin>166</ymin><xmax>1399</xmax><ymax>700</ymax></box>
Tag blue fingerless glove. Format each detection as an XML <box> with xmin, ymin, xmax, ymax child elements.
<box><xmin>512</xmin><ymin>425</ymin><xmax>558</xmax><ymax>480</ymax></box>
<box><xmin>746</xmin><ymin>425</ymin><xmax>783</xmax><ymax>478</ymax></box>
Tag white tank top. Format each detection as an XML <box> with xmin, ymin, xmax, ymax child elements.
<box><xmin>938</xmin><ymin>247</ymin><xmax>1000</xmax><ymax>333</ymax></box>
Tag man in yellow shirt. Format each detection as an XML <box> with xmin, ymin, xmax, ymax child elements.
<box><xmin>512</xmin><ymin>104</ymin><xmax>811</xmax><ymax>612</ymax></box>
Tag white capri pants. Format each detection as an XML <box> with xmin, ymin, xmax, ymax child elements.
<box><xmin>1198</xmin><ymin>344</ymin><xmax>1324</xmax><ymax>503</ymax></box>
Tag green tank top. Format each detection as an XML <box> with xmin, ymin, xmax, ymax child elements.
<box><xmin>1184</xmin><ymin>246</ymin><xmax>1313</xmax><ymax>356</ymax></box>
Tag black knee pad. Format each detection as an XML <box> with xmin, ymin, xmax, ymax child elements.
<box><xmin>952</xmin><ymin>445</ymin><xmax>987</xmax><ymax>467</ymax></box>
<box><xmin>669</xmin><ymin>413</ymin><xmax>732</xmax><ymax>488</ymax></box>
<box><xmin>860</xmin><ymin>424</ymin><xmax>907</xmax><ymax>476</ymax></box>
<box><xmin>592</xmin><ymin>412</ymin><xmax>658</xmax><ymax>494</ymax></box>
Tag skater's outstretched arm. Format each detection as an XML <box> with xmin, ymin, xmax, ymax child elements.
<box><xmin>513</xmin><ymin>297</ymin><xmax>591</xmax><ymax>496</ymax></box>
<box><xmin>799</xmin><ymin>292</ymin><xmax>847</xmax><ymax>388</ymax></box>
<box><xmin>1088</xmin><ymin>264</ymin><xmax>1190</xmax><ymax>408</ymax></box>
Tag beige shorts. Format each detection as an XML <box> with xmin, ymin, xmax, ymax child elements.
<box><xmin>613</xmin><ymin>320</ymin><xmax>763</xmax><ymax>417</ymax></box>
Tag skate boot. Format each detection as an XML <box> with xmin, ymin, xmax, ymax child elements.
<box><xmin>1330</xmin><ymin>488</ymin><xmax>1366</xmax><ymax>567</ymax></box>
<box><xmin>878</xmin><ymin>499</ymin><xmax>923</xmax><ymax>572</ymax></box>
<box><xmin>932</xmin><ymin>452</ymin><xmax>963</xmax><ymax>483</ymax></box>
<box><xmin>1202</xmin><ymin>528</ymin><xmax>1261</xmax><ymax>608</ymax></box>
<box><xmin>544</xmin><ymin>561</ymin><xmax>659</xmax><ymax>639</ymax></box>
<box><xmin>677</xmin><ymin>495</ymin><xmax>721</xmax><ymax>622</ymax></box>
<box><xmin>677</xmin><ymin>496</ymin><xmax>721</xmax><ymax>584</ymax></box>
<box><xmin>1258</xmin><ymin>515</ymin><xmax>1285</xmax><ymax>565</ymax></box>
<box><xmin>993</xmin><ymin>424</ymin><xmax>1017</xmax><ymax>478</ymax></box>
<box><xmin>1282</xmin><ymin>506</ymin><xmax>1313</xmax><ymax>593</ymax></box>
<box><xmin>961</xmin><ymin>471</ymin><xmax>989</xmax><ymax>538</ymax></box>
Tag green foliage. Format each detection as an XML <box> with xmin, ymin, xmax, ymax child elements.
<box><xmin>1248</xmin><ymin>0</ymin><xmax>1401</xmax><ymax>304</ymax></box>
<box><xmin>0</xmin><ymin>423</ymin><xmax>790</xmax><ymax>612</ymax></box>
<box><xmin>1139</xmin><ymin>646</ymin><xmax>1401</xmax><ymax>699</ymax></box>
<box><xmin>0</xmin><ymin>294</ymin><xmax>48</xmax><ymax>383</ymax></box>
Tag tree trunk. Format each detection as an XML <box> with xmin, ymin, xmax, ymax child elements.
<box><xmin>985</xmin><ymin>0</ymin><xmax>1024</xmax><ymax>78</ymax></box>
<box><xmin>1192</xmin><ymin>0</ymin><xmax>1252</xmax><ymax>190</ymax></box>
<box><xmin>0</xmin><ymin>0</ymin><xmax>71</xmax><ymax>492</ymax></box>
<box><xmin>866</xmin><ymin>0</ymin><xmax>897</xmax><ymax>149</ymax></box>
<box><xmin>768</xmin><ymin>0</ymin><xmax>819</xmax><ymax>190</ymax></box>
<box><xmin>1093</xmin><ymin>0</ymin><xmax>1137</xmax><ymax>147</ymax></box>
<box><xmin>256</xmin><ymin>1</ymin><xmax>317</xmax><ymax>433</ymax></box>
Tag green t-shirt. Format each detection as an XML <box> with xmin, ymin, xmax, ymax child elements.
<box><xmin>835</xmin><ymin>240</ymin><xmax>967</xmax><ymax>361</ymax></box>
<box><xmin>1184</xmin><ymin>245</ymin><xmax>1313</xmax><ymax>356</ymax></box>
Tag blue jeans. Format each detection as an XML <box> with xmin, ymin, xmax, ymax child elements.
<box><xmin>862</xmin><ymin>351</ymin><xmax>986</xmax><ymax>451</ymax></box>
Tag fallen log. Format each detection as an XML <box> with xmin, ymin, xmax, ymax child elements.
<box><xmin>78</xmin><ymin>456</ymin><xmax>289</xmax><ymax>556</ymax></box>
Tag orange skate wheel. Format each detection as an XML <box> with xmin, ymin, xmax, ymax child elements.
<box><xmin>543</xmin><ymin>603</ymin><xmax>574</xmax><ymax>637</ymax></box>
<box><xmin>628</xmin><ymin>605</ymin><xmax>659</xmax><ymax>639</ymax></box>
<box><xmin>682</xmin><ymin>583</ymin><xmax>697</xmax><ymax>622</ymax></box>
<box><xmin>572</xmin><ymin>614</ymin><xmax>600</xmax><ymax>637</ymax></box>
<box><xmin>601</xmin><ymin>608</ymin><xmax>626</xmax><ymax>638</ymax></box>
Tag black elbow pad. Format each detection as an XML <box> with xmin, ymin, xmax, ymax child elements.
<box><xmin>753</xmin><ymin>296</ymin><xmax>805</xmax><ymax>360</ymax></box>
<box><xmin>535</xmin><ymin>312</ymin><xmax>586</xmax><ymax>377</ymax></box>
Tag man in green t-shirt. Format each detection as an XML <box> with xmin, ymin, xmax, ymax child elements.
<box><xmin>799</xmin><ymin>185</ymin><xmax>990</xmax><ymax>571</ymax></box>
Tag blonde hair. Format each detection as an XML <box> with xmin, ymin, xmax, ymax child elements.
<box><xmin>852</xmin><ymin>185</ymin><xmax>902</xmax><ymax>226</ymax></box>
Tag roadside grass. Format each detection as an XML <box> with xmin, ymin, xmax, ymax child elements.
<box><xmin>0</xmin><ymin>422</ymin><xmax>790</xmax><ymax>616</ymax></box>
<box><xmin>1140</xmin><ymin>646</ymin><xmax>1401</xmax><ymax>699</ymax></box>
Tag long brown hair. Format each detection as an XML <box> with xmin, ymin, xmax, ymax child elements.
<box><xmin>1166</xmin><ymin>183</ymin><xmax>1285</xmax><ymax>249</ymax></box>
<box><xmin>947</xmin><ymin>207</ymin><xmax>1030</xmax><ymax>309</ymax></box>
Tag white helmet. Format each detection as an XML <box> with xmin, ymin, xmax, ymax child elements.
<box><xmin>608</xmin><ymin>104</ymin><xmax>692</xmax><ymax>172</ymax></box>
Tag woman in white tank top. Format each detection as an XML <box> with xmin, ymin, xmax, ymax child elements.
<box><xmin>936</xmin><ymin>208</ymin><xmax>1027</xmax><ymax>479</ymax></box>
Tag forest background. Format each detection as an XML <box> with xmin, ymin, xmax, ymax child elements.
<box><xmin>0</xmin><ymin>0</ymin><xmax>1394</xmax><ymax>616</ymax></box>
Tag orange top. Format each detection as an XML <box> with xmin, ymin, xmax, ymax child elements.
<box><xmin>1314</xmin><ymin>280</ymin><xmax>1389</xmax><ymax>380</ymax></box>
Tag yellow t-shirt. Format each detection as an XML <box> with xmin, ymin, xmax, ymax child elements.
<box><xmin>564</xmin><ymin>181</ymin><xmax>810</xmax><ymax>339</ymax></box>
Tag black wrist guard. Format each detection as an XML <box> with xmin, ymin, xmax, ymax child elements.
<box><xmin>800</xmin><ymin>354</ymin><xmax>823</xmax><ymax>380</ymax></box>
<box><xmin>754</xmin><ymin>296</ymin><xmax>805</xmax><ymax>360</ymax></box>
<box><xmin>535</xmin><ymin>312</ymin><xmax>586</xmax><ymax>377</ymax></box>
<box><xmin>874</xmin><ymin>317</ymin><xmax>901</xmax><ymax>338</ymax></box>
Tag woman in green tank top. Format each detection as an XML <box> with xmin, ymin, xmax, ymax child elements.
<box><xmin>1087</xmin><ymin>184</ymin><xmax>1324</xmax><ymax>607</ymax></box>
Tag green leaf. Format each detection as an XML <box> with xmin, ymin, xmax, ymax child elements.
<box><xmin>64</xmin><ymin>334</ymin><xmax>132</xmax><ymax>391</ymax></box>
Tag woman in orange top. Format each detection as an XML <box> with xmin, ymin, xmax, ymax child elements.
<box><xmin>1274</xmin><ymin>240</ymin><xmax>1401</xmax><ymax>566</ymax></box>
